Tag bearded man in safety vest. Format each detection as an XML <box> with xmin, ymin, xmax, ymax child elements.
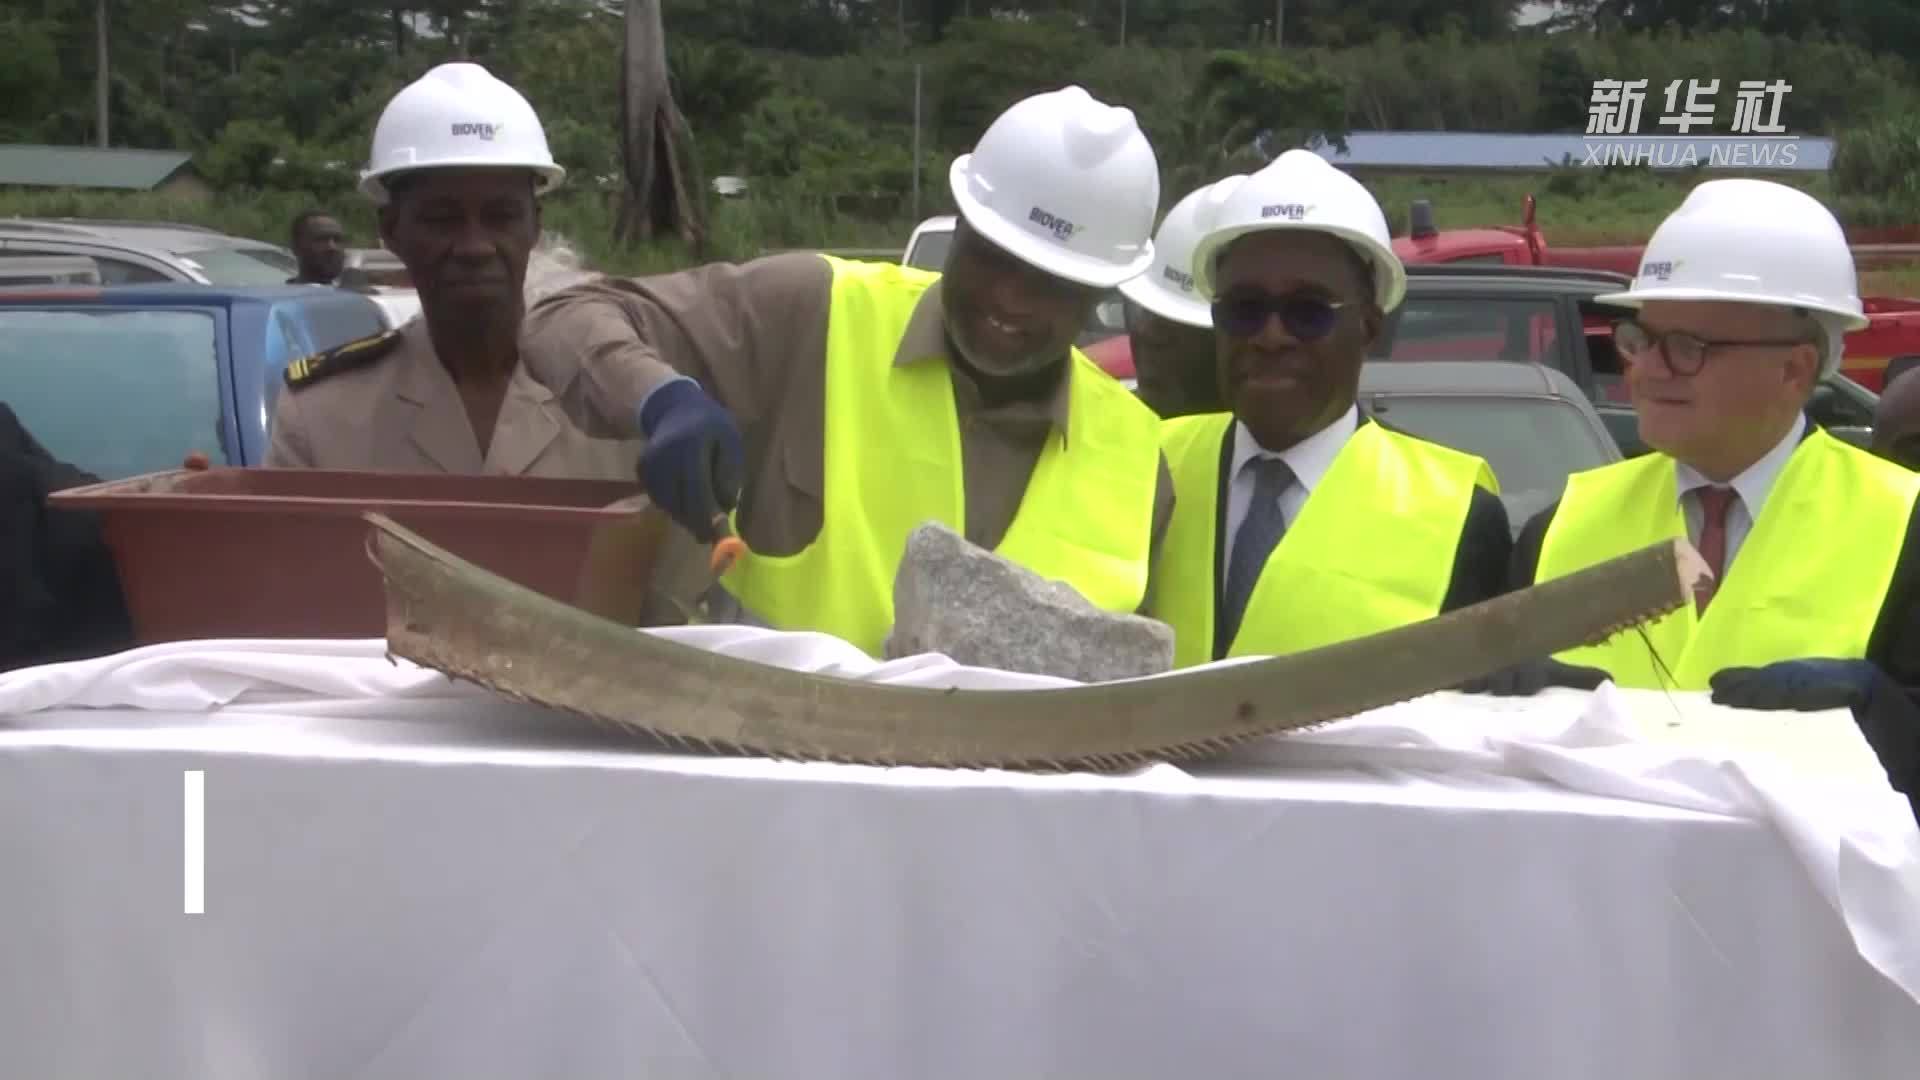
<box><xmin>1468</xmin><ymin>178</ymin><xmax>1920</xmax><ymax>817</ymax></box>
<box><xmin>1147</xmin><ymin>151</ymin><xmax>1514</xmax><ymax>669</ymax></box>
<box><xmin>517</xmin><ymin>86</ymin><xmax>1172</xmax><ymax>656</ymax></box>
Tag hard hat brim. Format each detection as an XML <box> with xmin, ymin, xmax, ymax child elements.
<box><xmin>948</xmin><ymin>155</ymin><xmax>1155</xmax><ymax>290</ymax></box>
<box><xmin>1116</xmin><ymin>273</ymin><xmax>1213</xmax><ymax>329</ymax></box>
<box><xmin>360</xmin><ymin>159</ymin><xmax>567</xmax><ymax>205</ymax></box>
<box><xmin>1593</xmin><ymin>285</ymin><xmax>1870</xmax><ymax>331</ymax></box>
<box><xmin>1189</xmin><ymin>221</ymin><xmax>1407</xmax><ymax>313</ymax></box>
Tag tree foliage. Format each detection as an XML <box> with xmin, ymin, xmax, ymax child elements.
<box><xmin>0</xmin><ymin>0</ymin><xmax>1913</xmax><ymax>247</ymax></box>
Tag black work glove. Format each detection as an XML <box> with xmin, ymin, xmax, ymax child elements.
<box><xmin>1455</xmin><ymin>658</ymin><xmax>1611</xmax><ymax>697</ymax></box>
<box><xmin>636</xmin><ymin>378</ymin><xmax>744</xmax><ymax>544</ymax></box>
<box><xmin>1708</xmin><ymin>658</ymin><xmax>1881</xmax><ymax>712</ymax></box>
<box><xmin>1711</xmin><ymin>659</ymin><xmax>1920</xmax><ymax>799</ymax></box>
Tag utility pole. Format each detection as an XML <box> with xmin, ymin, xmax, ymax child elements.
<box><xmin>1275</xmin><ymin>0</ymin><xmax>1284</xmax><ymax>47</ymax></box>
<box><xmin>95</xmin><ymin>0</ymin><xmax>110</xmax><ymax>147</ymax></box>
<box><xmin>1119</xmin><ymin>0</ymin><xmax>1127</xmax><ymax>46</ymax></box>
<box><xmin>911</xmin><ymin>63</ymin><xmax>922</xmax><ymax>224</ymax></box>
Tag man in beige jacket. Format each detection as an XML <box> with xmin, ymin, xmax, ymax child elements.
<box><xmin>264</xmin><ymin>62</ymin><xmax>640</xmax><ymax>482</ymax></box>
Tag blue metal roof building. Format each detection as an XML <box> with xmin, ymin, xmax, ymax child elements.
<box><xmin>1299</xmin><ymin>131</ymin><xmax>1833</xmax><ymax>174</ymax></box>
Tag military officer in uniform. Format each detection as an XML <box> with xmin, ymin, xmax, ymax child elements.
<box><xmin>265</xmin><ymin>62</ymin><xmax>641</xmax><ymax>481</ymax></box>
<box><xmin>1147</xmin><ymin>151</ymin><xmax>1513</xmax><ymax>668</ymax></box>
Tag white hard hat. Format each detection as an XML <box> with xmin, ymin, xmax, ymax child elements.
<box><xmin>1117</xmin><ymin>179</ymin><xmax>1236</xmax><ymax>329</ymax></box>
<box><xmin>360</xmin><ymin>62</ymin><xmax>566</xmax><ymax>205</ymax></box>
<box><xmin>1188</xmin><ymin>149</ymin><xmax>1406</xmax><ymax>313</ymax></box>
<box><xmin>1595</xmin><ymin>178</ymin><xmax>1864</xmax><ymax>376</ymax></box>
<box><xmin>947</xmin><ymin>85</ymin><xmax>1160</xmax><ymax>289</ymax></box>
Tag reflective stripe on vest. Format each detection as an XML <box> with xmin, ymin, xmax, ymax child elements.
<box><xmin>1152</xmin><ymin>412</ymin><xmax>1498</xmax><ymax>669</ymax></box>
<box><xmin>719</xmin><ymin>255</ymin><xmax>1164</xmax><ymax>657</ymax></box>
<box><xmin>1533</xmin><ymin>428</ymin><xmax>1919</xmax><ymax>690</ymax></box>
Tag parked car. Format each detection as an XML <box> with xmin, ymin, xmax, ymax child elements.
<box><xmin>1354</xmin><ymin>361</ymin><xmax>1622</xmax><ymax>536</ymax></box>
<box><xmin>900</xmin><ymin>214</ymin><xmax>1128</xmax><ymax>347</ymax></box>
<box><xmin>1086</xmin><ymin>263</ymin><xmax>1881</xmax><ymax>457</ymax></box>
<box><xmin>0</xmin><ymin>284</ymin><xmax>389</xmax><ymax>481</ymax></box>
<box><xmin>1105</xmin><ymin>357</ymin><xmax>1618</xmax><ymax>537</ymax></box>
<box><xmin>0</xmin><ymin>217</ymin><xmax>298</xmax><ymax>287</ymax></box>
<box><xmin>1368</xmin><ymin>264</ymin><xmax>1879</xmax><ymax>455</ymax></box>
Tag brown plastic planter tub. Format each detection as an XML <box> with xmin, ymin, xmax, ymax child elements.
<box><xmin>48</xmin><ymin>468</ymin><xmax>645</xmax><ymax>644</ymax></box>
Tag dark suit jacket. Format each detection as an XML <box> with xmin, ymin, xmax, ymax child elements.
<box><xmin>1202</xmin><ymin>412</ymin><xmax>1513</xmax><ymax>661</ymax></box>
<box><xmin>1510</xmin><ymin>419</ymin><xmax>1920</xmax><ymax>820</ymax></box>
<box><xmin>0</xmin><ymin>403</ymin><xmax>133</xmax><ymax>671</ymax></box>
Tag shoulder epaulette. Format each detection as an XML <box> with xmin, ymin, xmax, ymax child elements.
<box><xmin>283</xmin><ymin>329</ymin><xmax>402</xmax><ymax>390</ymax></box>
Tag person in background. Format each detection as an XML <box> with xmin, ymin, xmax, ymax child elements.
<box><xmin>287</xmin><ymin>209</ymin><xmax>348</xmax><ymax>286</ymax></box>
<box><xmin>1147</xmin><ymin>151</ymin><xmax>1512</xmax><ymax>669</ymax></box>
<box><xmin>517</xmin><ymin>85</ymin><xmax>1174</xmax><ymax>657</ymax></box>
<box><xmin>264</xmin><ymin>63</ymin><xmax>641</xmax><ymax>481</ymax></box>
<box><xmin>1871</xmin><ymin>366</ymin><xmax>1920</xmax><ymax>471</ymax></box>
<box><xmin>0</xmin><ymin>403</ymin><xmax>131</xmax><ymax>671</ymax></box>
<box><xmin>1468</xmin><ymin>178</ymin><xmax>1920</xmax><ymax>823</ymax></box>
<box><xmin>1115</xmin><ymin>179</ymin><xmax>1231</xmax><ymax>419</ymax></box>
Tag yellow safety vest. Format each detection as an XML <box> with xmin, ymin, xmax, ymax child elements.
<box><xmin>1533</xmin><ymin>428</ymin><xmax>1920</xmax><ymax>690</ymax></box>
<box><xmin>1151</xmin><ymin>412</ymin><xmax>1499</xmax><ymax>669</ymax></box>
<box><xmin>720</xmin><ymin>255</ymin><xmax>1163</xmax><ymax>656</ymax></box>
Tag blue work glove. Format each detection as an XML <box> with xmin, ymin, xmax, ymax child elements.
<box><xmin>637</xmin><ymin>378</ymin><xmax>744</xmax><ymax>544</ymax></box>
<box><xmin>1709</xmin><ymin>658</ymin><xmax>1882</xmax><ymax>712</ymax></box>
<box><xmin>1455</xmin><ymin>658</ymin><xmax>1610</xmax><ymax>696</ymax></box>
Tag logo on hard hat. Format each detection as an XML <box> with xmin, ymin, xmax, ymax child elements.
<box><xmin>1261</xmin><ymin>203</ymin><xmax>1314</xmax><ymax>221</ymax></box>
<box><xmin>1641</xmin><ymin>258</ymin><xmax>1683</xmax><ymax>281</ymax></box>
<box><xmin>1162</xmin><ymin>265</ymin><xmax>1194</xmax><ymax>292</ymax></box>
<box><xmin>451</xmin><ymin>121</ymin><xmax>500</xmax><ymax>141</ymax></box>
<box><xmin>1028</xmin><ymin>206</ymin><xmax>1078</xmax><ymax>243</ymax></box>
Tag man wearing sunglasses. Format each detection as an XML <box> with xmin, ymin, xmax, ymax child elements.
<box><xmin>1147</xmin><ymin>150</ymin><xmax>1512</xmax><ymax>669</ymax></box>
<box><xmin>1469</xmin><ymin>178</ymin><xmax>1920</xmax><ymax>820</ymax></box>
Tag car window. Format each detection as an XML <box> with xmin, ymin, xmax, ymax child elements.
<box><xmin>92</xmin><ymin>257</ymin><xmax>174</xmax><ymax>285</ymax></box>
<box><xmin>1379</xmin><ymin>298</ymin><xmax>1560</xmax><ymax>366</ymax></box>
<box><xmin>1367</xmin><ymin>393</ymin><xmax>1613</xmax><ymax>518</ymax></box>
<box><xmin>904</xmin><ymin>230</ymin><xmax>951</xmax><ymax>271</ymax></box>
<box><xmin>0</xmin><ymin>309</ymin><xmax>225</xmax><ymax>480</ymax></box>
<box><xmin>176</xmin><ymin>246</ymin><xmax>292</xmax><ymax>285</ymax></box>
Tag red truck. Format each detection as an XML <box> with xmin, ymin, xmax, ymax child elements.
<box><xmin>1388</xmin><ymin>195</ymin><xmax>1920</xmax><ymax>392</ymax></box>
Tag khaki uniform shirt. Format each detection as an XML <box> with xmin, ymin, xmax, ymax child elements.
<box><xmin>517</xmin><ymin>252</ymin><xmax>1176</xmax><ymax>620</ymax></box>
<box><xmin>264</xmin><ymin>317</ymin><xmax>644</xmax><ymax>480</ymax></box>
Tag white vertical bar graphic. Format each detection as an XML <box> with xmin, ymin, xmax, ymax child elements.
<box><xmin>183</xmin><ymin>770</ymin><xmax>204</xmax><ymax>915</ymax></box>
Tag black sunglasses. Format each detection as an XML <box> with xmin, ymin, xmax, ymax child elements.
<box><xmin>1211</xmin><ymin>290</ymin><xmax>1349</xmax><ymax>341</ymax></box>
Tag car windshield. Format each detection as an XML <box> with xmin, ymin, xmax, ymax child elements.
<box><xmin>177</xmin><ymin>246</ymin><xmax>295</xmax><ymax>285</ymax></box>
<box><xmin>1366</xmin><ymin>393</ymin><xmax>1614</xmax><ymax>528</ymax></box>
<box><xmin>0</xmin><ymin>309</ymin><xmax>225</xmax><ymax>480</ymax></box>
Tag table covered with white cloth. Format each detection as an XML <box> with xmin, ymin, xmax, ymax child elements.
<box><xmin>2</xmin><ymin>628</ymin><xmax>1918</xmax><ymax>1080</ymax></box>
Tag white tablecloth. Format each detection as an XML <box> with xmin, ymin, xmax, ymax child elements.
<box><xmin>2</xmin><ymin>633</ymin><xmax>1919</xmax><ymax>1079</ymax></box>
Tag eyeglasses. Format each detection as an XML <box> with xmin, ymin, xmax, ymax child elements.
<box><xmin>1611</xmin><ymin>319</ymin><xmax>1811</xmax><ymax>376</ymax></box>
<box><xmin>1211</xmin><ymin>290</ymin><xmax>1349</xmax><ymax>341</ymax></box>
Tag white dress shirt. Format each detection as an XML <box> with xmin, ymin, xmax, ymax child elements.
<box><xmin>1672</xmin><ymin>413</ymin><xmax>1804</xmax><ymax>570</ymax></box>
<box><xmin>1222</xmin><ymin>405</ymin><xmax>1359</xmax><ymax>573</ymax></box>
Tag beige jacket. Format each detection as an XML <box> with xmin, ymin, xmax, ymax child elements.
<box><xmin>265</xmin><ymin>318</ymin><xmax>643</xmax><ymax>480</ymax></box>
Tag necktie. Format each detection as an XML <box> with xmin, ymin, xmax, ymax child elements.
<box><xmin>1693</xmin><ymin>485</ymin><xmax>1737</xmax><ymax>612</ymax></box>
<box><xmin>1220</xmin><ymin>456</ymin><xmax>1296</xmax><ymax>648</ymax></box>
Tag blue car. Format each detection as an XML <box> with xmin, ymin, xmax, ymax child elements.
<box><xmin>0</xmin><ymin>284</ymin><xmax>389</xmax><ymax>480</ymax></box>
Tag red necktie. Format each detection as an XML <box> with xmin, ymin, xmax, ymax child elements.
<box><xmin>1693</xmin><ymin>485</ymin><xmax>1737</xmax><ymax>612</ymax></box>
